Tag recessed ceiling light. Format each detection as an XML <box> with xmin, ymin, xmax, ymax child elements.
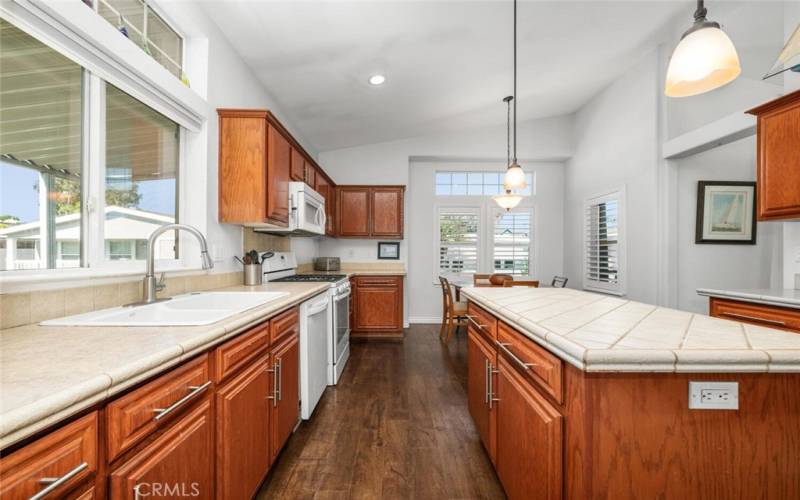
<box><xmin>368</xmin><ymin>74</ymin><xmax>386</xmax><ymax>86</ymax></box>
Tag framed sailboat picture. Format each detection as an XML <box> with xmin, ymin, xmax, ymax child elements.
<box><xmin>695</xmin><ymin>181</ymin><xmax>757</xmax><ymax>244</ymax></box>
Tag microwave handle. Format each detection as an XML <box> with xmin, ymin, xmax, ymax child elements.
<box><xmin>320</xmin><ymin>206</ymin><xmax>327</xmax><ymax>228</ymax></box>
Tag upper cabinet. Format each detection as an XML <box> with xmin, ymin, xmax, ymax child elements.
<box><xmin>336</xmin><ymin>186</ymin><xmax>405</xmax><ymax>239</ymax></box>
<box><xmin>218</xmin><ymin>109</ymin><xmax>333</xmax><ymax>228</ymax></box>
<box><xmin>747</xmin><ymin>90</ymin><xmax>800</xmax><ymax>221</ymax></box>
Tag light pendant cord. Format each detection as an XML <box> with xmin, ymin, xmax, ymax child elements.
<box><xmin>513</xmin><ymin>0</ymin><xmax>517</xmax><ymax>163</ymax></box>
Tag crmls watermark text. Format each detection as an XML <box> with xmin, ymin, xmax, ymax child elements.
<box><xmin>134</xmin><ymin>482</ymin><xmax>201</xmax><ymax>498</ymax></box>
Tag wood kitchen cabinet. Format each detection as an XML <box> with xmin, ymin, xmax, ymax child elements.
<box><xmin>747</xmin><ymin>90</ymin><xmax>800</xmax><ymax>221</ymax></box>
<box><xmin>0</xmin><ymin>413</ymin><xmax>98</xmax><ymax>500</ymax></box>
<box><xmin>336</xmin><ymin>186</ymin><xmax>405</xmax><ymax>239</ymax></box>
<box><xmin>709</xmin><ymin>297</ymin><xmax>800</xmax><ymax>333</ymax></box>
<box><xmin>467</xmin><ymin>328</ymin><xmax>496</xmax><ymax>464</ymax></box>
<box><xmin>1</xmin><ymin>305</ymin><xmax>306</xmax><ymax>500</ymax></box>
<box><xmin>495</xmin><ymin>356</ymin><xmax>562</xmax><ymax>500</ymax></box>
<box><xmin>218</xmin><ymin>109</ymin><xmax>335</xmax><ymax>228</ymax></box>
<box><xmin>110</xmin><ymin>400</ymin><xmax>215</xmax><ymax>499</ymax></box>
<box><xmin>269</xmin><ymin>334</ymin><xmax>300</xmax><ymax>462</ymax></box>
<box><xmin>216</xmin><ymin>355</ymin><xmax>271</xmax><ymax>500</ymax></box>
<box><xmin>350</xmin><ymin>275</ymin><xmax>404</xmax><ymax>339</ymax></box>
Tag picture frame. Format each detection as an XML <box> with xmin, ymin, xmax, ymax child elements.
<box><xmin>377</xmin><ymin>241</ymin><xmax>400</xmax><ymax>260</ymax></box>
<box><xmin>695</xmin><ymin>181</ymin><xmax>757</xmax><ymax>244</ymax></box>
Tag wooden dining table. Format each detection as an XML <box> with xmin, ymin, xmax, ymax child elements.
<box><xmin>451</xmin><ymin>276</ymin><xmax>543</xmax><ymax>301</ymax></box>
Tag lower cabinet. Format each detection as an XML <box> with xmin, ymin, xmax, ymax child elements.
<box><xmin>467</xmin><ymin>328</ymin><xmax>496</xmax><ymax>464</ymax></box>
<box><xmin>270</xmin><ymin>334</ymin><xmax>300</xmax><ymax>462</ymax></box>
<box><xmin>709</xmin><ymin>297</ymin><xmax>800</xmax><ymax>333</ymax></box>
<box><xmin>216</xmin><ymin>355</ymin><xmax>271</xmax><ymax>500</ymax></box>
<box><xmin>110</xmin><ymin>400</ymin><xmax>215</xmax><ymax>499</ymax></box>
<box><xmin>495</xmin><ymin>356</ymin><xmax>562</xmax><ymax>500</ymax></box>
<box><xmin>0</xmin><ymin>306</ymin><xmax>303</xmax><ymax>500</ymax></box>
<box><xmin>351</xmin><ymin>275</ymin><xmax>404</xmax><ymax>339</ymax></box>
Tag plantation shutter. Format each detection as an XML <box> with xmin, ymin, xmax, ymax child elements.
<box><xmin>438</xmin><ymin>208</ymin><xmax>479</xmax><ymax>278</ymax></box>
<box><xmin>493</xmin><ymin>208</ymin><xmax>532</xmax><ymax>275</ymax></box>
<box><xmin>584</xmin><ymin>192</ymin><xmax>623</xmax><ymax>294</ymax></box>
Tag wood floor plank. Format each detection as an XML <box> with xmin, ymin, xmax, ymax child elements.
<box><xmin>257</xmin><ymin>324</ymin><xmax>506</xmax><ymax>499</ymax></box>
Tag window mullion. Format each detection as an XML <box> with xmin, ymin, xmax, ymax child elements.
<box><xmin>86</xmin><ymin>73</ymin><xmax>106</xmax><ymax>268</ymax></box>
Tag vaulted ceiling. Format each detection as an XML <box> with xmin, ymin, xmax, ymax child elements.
<box><xmin>201</xmin><ymin>1</ymin><xmax>690</xmax><ymax>152</ymax></box>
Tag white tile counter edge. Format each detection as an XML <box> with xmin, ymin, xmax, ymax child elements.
<box><xmin>697</xmin><ymin>288</ymin><xmax>800</xmax><ymax>309</ymax></box>
<box><xmin>462</xmin><ymin>287</ymin><xmax>800</xmax><ymax>374</ymax></box>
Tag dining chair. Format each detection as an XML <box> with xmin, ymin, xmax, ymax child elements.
<box><xmin>439</xmin><ymin>276</ymin><xmax>468</xmax><ymax>343</ymax></box>
<box><xmin>551</xmin><ymin>276</ymin><xmax>568</xmax><ymax>288</ymax></box>
<box><xmin>473</xmin><ymin>274</ymin><xmax>492</xmax><ymax>287</ymax></box>
<box><xmin>502</xmin><ymin>280</ymin><xmax>540</xmax><ymax>287</ymax></box>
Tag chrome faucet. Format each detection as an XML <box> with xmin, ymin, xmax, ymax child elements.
<box><xmin>141</xmin><ymin>223</ymin><xmax>214</xmax><ymax>304</ymax></box>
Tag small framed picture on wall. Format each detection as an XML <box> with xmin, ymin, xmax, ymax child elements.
<box><xmin>377</xmin><ymin>242</ymin><xmax>400</xmax><ymax>260</ymax></box>
<box><xmin>695</xmin><ymin>181</ymin><xmax>757</xmax><ymax>244</ymax></box>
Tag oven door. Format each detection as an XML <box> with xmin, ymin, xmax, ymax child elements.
<box><xmin>332</xmin><ymin>289</ymin><xmax>350</xmax><ymax>361</ymax></box>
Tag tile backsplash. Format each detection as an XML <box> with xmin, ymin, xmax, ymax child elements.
<box><xmin>1</xmin><ymin>271</ymin><xmax>242</xmax><ymax>330</ymax></box>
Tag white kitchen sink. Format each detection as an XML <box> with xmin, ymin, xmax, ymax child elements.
<box><xmin>41</xmin><ymin>291</ymin><xmax>289</xmax><ymax>327</ymax></box>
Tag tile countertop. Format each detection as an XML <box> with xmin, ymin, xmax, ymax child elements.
<box><xmin>697</xmin><ymin>288</ymin><xmax>800</xmax><ymax>309</ymax></box>
<box><xmin>461</xmin><ymin>286</ymin><xmax>800</xmax><ymax>374</ymax></box>
<box><xmin>0</xmin><ymin>281</ymin><xmax>329</xmax><ymax>450</ymax></box>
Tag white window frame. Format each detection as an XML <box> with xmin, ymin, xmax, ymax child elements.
<box><xmin>583</xmin><ymin>187</ymin><xmax>626</xmax><ymax>296</ymax></box>
<box><xmin>0</xmin><ymin>6</ymin><xmax>207</xmax><ymax>291</ymax></box>
<box><xmin>433</xmin><ymin>171</ymin><xmax>537</xmax><ymax>282</ymax></box>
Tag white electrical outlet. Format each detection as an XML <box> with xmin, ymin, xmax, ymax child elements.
<box><xmin>689</xmin><ymin>382</ymin><xmax>739</xmax><ymax>410</ymax></box>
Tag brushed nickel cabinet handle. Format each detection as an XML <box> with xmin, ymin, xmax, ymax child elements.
<box><xmin>488</xmin><ymin>363</ymin><xmax>499</xmax><ymax>409</ymax></box>
<box><xmin>484</xmin><ymin>359</ymin><xmax>489</xmax><ymax>404</ymax></box>
<box><xmin>496</xmin><ymin>341</ymin><xmax>535</xmax><ymax>371</ymax></box>
<box><xmin>466</xmin><ymin>315</ymin><xmax>487</xmax><ymax>331</ymax></box>
<box><xmin>277</xmin><ymin>358</ymin><xmax>283</xmax><ymax>402</ymax></box>
<box><xmin>719</xmin><ymin>312</ymin><xmax>786</xmax><ymax>327</ymax></box>
<box><xmin>267</xmin><ymin>362</ymin><xmax>278</xmax><ymax>407</ymax></box>
<box><xmin>30</xmin><ymin>462</ymin><xmax>88</xmax><ymax>500</ymax></box>
<box><xmin>152</xmin><ymin>381</ymin><xmax>211</xmax><ymax>421</ymax></box>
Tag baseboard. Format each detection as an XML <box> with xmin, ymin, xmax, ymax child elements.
<box><xmin>408</xmin><ymin>316</ymin><xmax>442</xmax><ymax>324</ymax></box>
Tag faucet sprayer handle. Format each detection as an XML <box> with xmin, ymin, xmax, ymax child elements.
<box><xmin>156</xmin><ymin>273</ymin><xmax>166</xmax><ymax>292</ymax></box>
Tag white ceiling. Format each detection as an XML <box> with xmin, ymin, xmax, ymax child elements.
<box><xmin>201</xmin><ymin>1</ymin><xmax>689</xmax><ymax>152</ymax></box>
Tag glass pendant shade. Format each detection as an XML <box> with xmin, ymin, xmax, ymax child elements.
<box><xmin>665</xmin><ymin>25</ymin><xmax>741</xmax><ymax>97</ymax></box>
<box><xmin>503</xmin><ymin>162</ymin><xmax>527</xmax><ymax>191</ymax></box>
<box><xmin>493</xmin><ymin>192</ymin><xmax>523</xmax><ymax>210</ymax></box>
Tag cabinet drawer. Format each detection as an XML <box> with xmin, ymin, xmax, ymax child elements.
<box><xmin>214</xmin><ymin>321</ymin><xmax>270</xmax><ymax>382</ymax></box>
<box><xmin>270</xmin><ymin>307</ymin><xmax>299</xmax><ymax>346</ymax></box>
<box><xmin>353</xmin><ymin>275</ymin><xmax>401</xmax><ymax>287</ymax></box>
<box><xmin>0</xmin><ymin>412</ymin><xmax>97</xmax><ymax>500</ymax></box>
<box><xmin>710</xmin><ymin>297</ymin><xmax>800</xmax><ymax>333</ymax></box>
<box><xmin>106</xmin><ymin>354</ymin><xmax>211</xmax><ymax>462</ymax></box>
<box><xmin>466</xmin><ymin>302</ymin><xmax>498</xmax><ymax>341</ymax></box>
<box><xmin>497</xmin><ymin>322</ymin><xmax>563</xmax><ymax>404</ymax></box>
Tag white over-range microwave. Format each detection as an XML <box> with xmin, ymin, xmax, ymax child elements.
<box><xmin>252</xmin><ymin>182</ymin><xmax>326</xmax><ymax>236</ymax></box>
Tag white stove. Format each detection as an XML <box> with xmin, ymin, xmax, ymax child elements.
<box><xmin>262</xmin><ymin>252</ymin><xmax>351</xmax><ymax>391</ymax></box>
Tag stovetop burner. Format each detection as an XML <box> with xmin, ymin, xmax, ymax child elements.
<box><xmin>272</xmin><ymin>274</ymin><xmax>347</xmax><ymax>283</ymax></box>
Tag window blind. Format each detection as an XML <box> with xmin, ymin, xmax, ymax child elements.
<box><xmin>438</xmin><ymin>209</ymin><xmax>479</xmax><ymax>277</ymax></box>
<box><xmin>493</xmin><ymin>209</ymin><xmax>532</xmax><ymax>275</ymax></box>
<box><xmin>584</xmin><ymin>193</ymin><xmax>623</xmax><ymax>294</ymax></box>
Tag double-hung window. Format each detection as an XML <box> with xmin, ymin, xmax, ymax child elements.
<box><xmin>435</xmin><ymin>169</ymin><xmax>535</xmax><ymax>280</ymax></box>
<box><xmin>583</xmin><ymin>188</ymin><xmax>625</xmax><ymax>295</ymax></box>
<box><xmin>0</xmin><ymin>17</ymin><xmax>182</xmax><ymax>274</ymax></box>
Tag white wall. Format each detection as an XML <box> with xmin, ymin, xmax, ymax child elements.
<box><xmin>318</xmin><ymin>116</ymin><xmax>572</xmax><ymax>323</ymax></box>
<box><xmin>564</xmin><ymin>50</ymin><xmax>661</xmax><ymax>304</ymax></box>
<box><xmin>159</xmin><ymin>3</ymin><xmax>319</xmax><ymax>270</ymax></box>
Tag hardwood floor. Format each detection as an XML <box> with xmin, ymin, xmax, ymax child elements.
<box><xmin>257</xmin><ymin>324</ymin><xmax>506</xmax><ymax>499</ymax></box>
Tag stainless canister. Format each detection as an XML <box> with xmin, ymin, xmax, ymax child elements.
<box><xmin>243</xmin><ymin>264</ymin><xmax>262</xmax><ymax>286</ymax></box>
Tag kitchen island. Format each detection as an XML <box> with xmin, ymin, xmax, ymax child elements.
<box><xmin>462</xmin><ymin>286</ymin><xmax>800</xmax><ymax>500</ymax></box>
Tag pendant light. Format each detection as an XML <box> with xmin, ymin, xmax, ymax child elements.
<box><xmin>665</xmin><ymin>0</ymin><xmax>741</xmax><ymax>98</ymax></box>
<box><xmin>493</xmin><ymin>96</ymin><xmax>523</xmax><ymax>210</ymax></box>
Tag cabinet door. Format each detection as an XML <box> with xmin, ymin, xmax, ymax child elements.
<box><xmin>305</xmin><ymin>163</ymin><xmax>316</xmax><ymax>188</ymax></box>
<box><xmin>0</xmin><ymin>413</ymin><xmax>97</xmax><ymax>500</ymax></box>
<box><xmin>216</xmin><ymin>356</ymin><xmax>271</xmax><ymax>500</ymax></box>
<box><xmin>217</xmin><ymin>113</ymin><xmax>267</xmax><ymax>223</ymax></box>
<box><xmin>371</xmin><ymin>187</ymin><xmax>404</xmax><ymax>238</ymax></box>
<box><xmin>467</xmin><ymin>328</ymin><xmax>495</xmax><ymax>464</ymax></box>
<box><xmin>290</xmin><ymin>148</ymin><xmax>305</xmax><ymax>182</ymax></box>
<box><xmin>495</xmin><ymin>356</ymin><xmax>562</xmax><ymax>500</ymax></box>
<box><xmin>267</xmin><ymin>125</ymin><xmax>291</xmax><ymax>225</ymax></box>
<box><xmin>755</xmin><ymin>96</ymin><xmax>800</xmax><ymax>220</ymax></box>
<box><xmin>353</xmin><ymin>282</ymin><xmax>402</xmax><ymax>331</ymax></box>
<box><xmin>270</xmin><ymin>335</ymin><xmax>300</xmax><ymax>462</ymax></box>
<box><xmin>337</xmin><ymin>187</ymin><xmax>370</xmax><ymax>237</ymax></box>
<box><xmin>110</xmin><ymin>400</ymin><xmax>214</xmax><ymax>499</ymax></box>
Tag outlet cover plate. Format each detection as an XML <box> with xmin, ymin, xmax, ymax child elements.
<box><xmin>689</xmin><ymin>381</ymin><xmax>739</xmax><ymax>410</ymax></box>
